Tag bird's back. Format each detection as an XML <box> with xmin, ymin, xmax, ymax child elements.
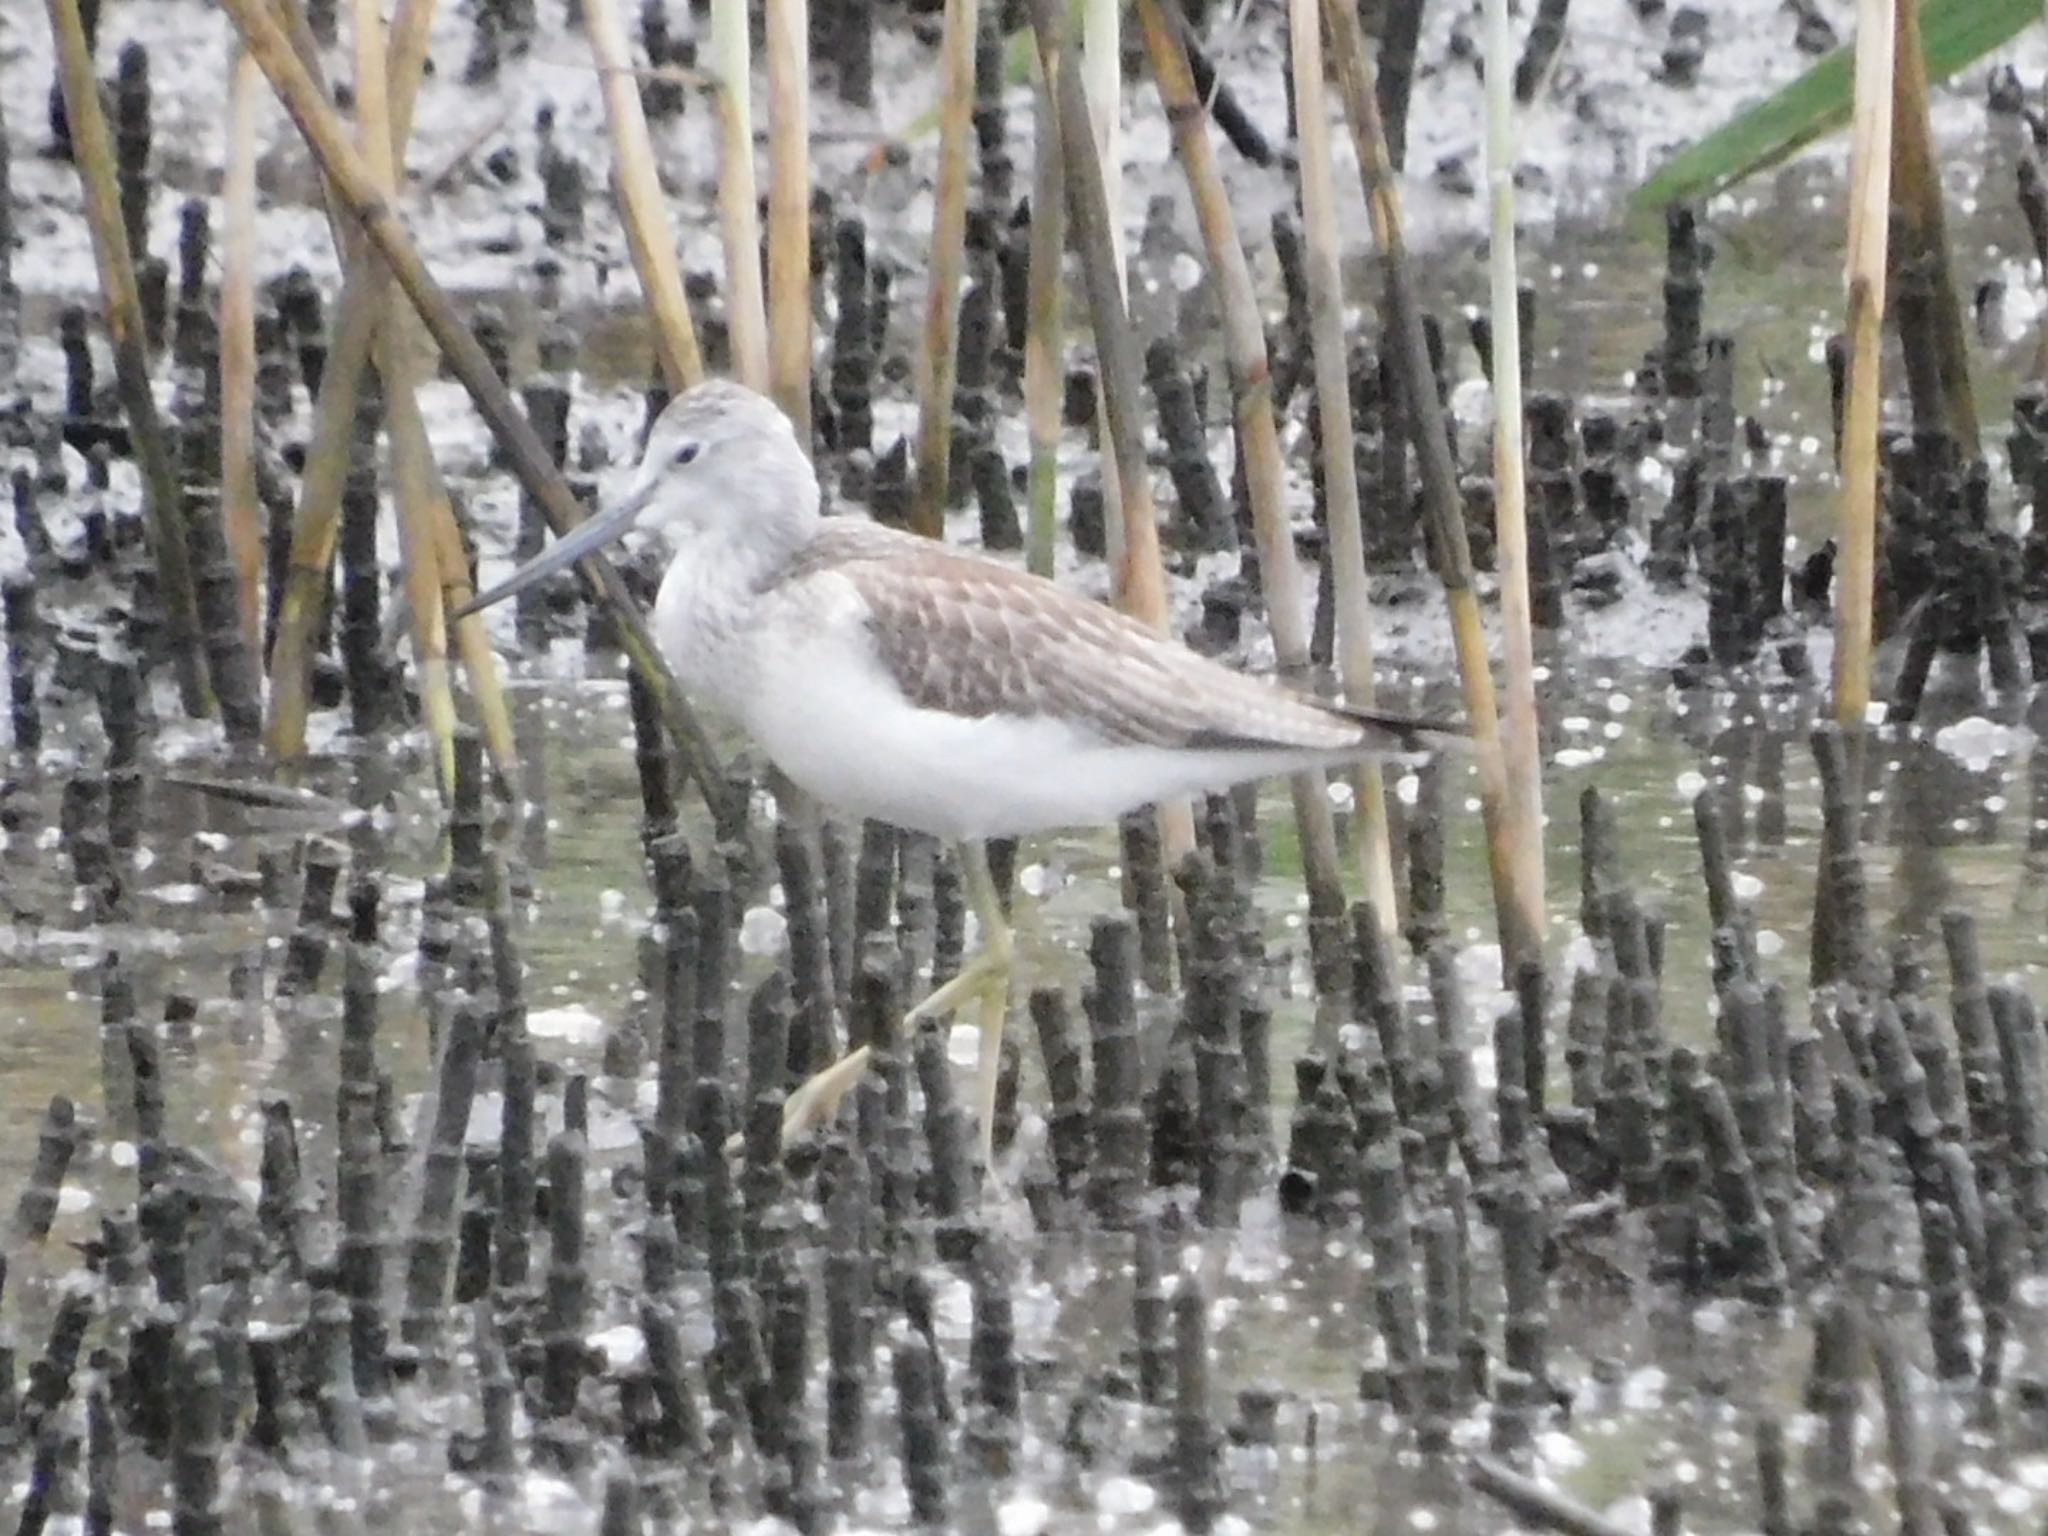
<box><xmin>763</xmin><ymin>519</ymin><xmax>1448</xmax><ymax>759</ymax></box>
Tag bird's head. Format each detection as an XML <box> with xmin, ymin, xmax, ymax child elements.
<box><xmin>457</xmin><ymin>379</ymin><xmax>813</xmax><ymax>618</ymax></box>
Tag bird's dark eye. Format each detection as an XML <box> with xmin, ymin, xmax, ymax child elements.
<box><xmin>673</xmin><ymin>441</ymin><xmax>701</xmax><ymax>467</ymax></box>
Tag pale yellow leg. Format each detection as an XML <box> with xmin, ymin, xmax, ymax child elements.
<box><xmin>755</xmin><ymin>840</ymin><xmax>1013</xmax><ymax>1166</ymax></box>
<box><xmin>907</xmin><ymin>841</ymin><xmax>1013</xmax><ymax>1169</ymax></box>
<box><xmin>776</xmin><ymin>1044</ymin><xmax>871</xmax><ymax>1145</ymax></box>
<box><xmin>725</xmin><ymin>1044</ymin><xmax>873</xmax><ymax>1156</ymax></box>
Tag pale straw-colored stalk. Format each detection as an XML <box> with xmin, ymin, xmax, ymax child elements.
<box><xmin>265</xmin><ymin>0</ymin><xmax>432</xmax><ymax>757</ymax></box>
<box><xmin>352</xmin><ymin>0</ymin><xmax>395</xmax><ymax>304</ymax></box>
<box><xmin>1082</xmin><ymin>0</ymin><xmax>1127</xmax><ymax>577</ymax></box>
<box><xmin>1288</xmin><ymin>0</ymin><xmax>1399</xmax><ymax>935</ymax></box>
<box><xmin>386</xmin><ymin>396</ymin><xmax>464</xmax><ymax>794</ymax></box>
<box><xmin>382</xmin><ymin>0</ymin><xmax>517</xmax><ymax>785</ymax></box>
<box><xmin>910</xmin><ymin>0</ymin><xmax>979</xmax><ymax>538</ymax></box>
<box><xmin>1135</xmin><ymin>0</ymin><xmax>1339</xmax><ymax>938</ymax></box>
<box><xmin>1023</xmin><ymin>48</ymin><xmax>1065</xmax><ymax>579</ymax></box>
<box><xmin>710</xmin><ymin>0</ymin><xmax>770</xmax><ymax>390</ymax></box>
<box><xmin>583</xmin><ymin>0</ymin><xmax>705</xmax><ymax>393</ymax></box>
<box><xmin>1083</xmin><ymin>0</ymin><xmax>1123</xmax><ymax>237</ymax></box>
<box><xmin>265</xmin><ymin>288</ymin><xmax>382</xmax><ymax>756</ymax></box>
<box><xmin>355</xmin><ymin>0</ymin><xmax>459</xmax><ymax>795</ymax></box>
<box><xmin>352</xmin><ymin>0</ymin><xmax>394</xmax><ymax>204</ymax></box>
<box><xmin>1031</xmin><ymin>0</ymin><xmax>1169</xmax><ymax>628</ymax></box>
<box><xmin>1888</xmin><ymin>0</ymin><xmax>1973</xmax><ymax>452</ymax></box>
<box><xmin>1833</xmin><ymin>0</ymin><xmax>1895</xmax><ymax>729</ymax></box>
<box><xmin>415</xmin><ymin>419</ymin><xmax>519</xmax><ymax>786</ymax></box>
<box><xmin>220</xmin><ymin>44</ymin><xmax>265</xmax><ymax>649</ymax></box>
<box><xmin>379</xmin><ymin>0</ymin><xmax>519</xmax><ymax>786</ymax></box>
<box><xmin>218</xmin><ymin>0</ymin><xmax>739</xmax><ymax>825</ymax></box>
<box><xmin>764</xmin><ymin>0</ymin><xmax>812</xmax><ymax>441</ymax></box>
<box><xmin>264</xmin><ymin>0</ymin><xmax>516</xmax><ymax>781</ymax></box>
<box><xmin>1027</xmin><ymin>0</ymin><xmax>1195</xmax><ymax>866</ymax></box>
<box><xmin>44</xmin><ymin>0</ymin><xmax>211</xmax><ymax>716</ymax></box>
<box><xmin>1320</xmin><ymin>0</ymin><xmax>1535</xmax><ymax>974</ymax></box>
<box><xmin>1481</xmin><ymin>0</ymin><xmax>1547</xmax><ymax>953</ymax></box>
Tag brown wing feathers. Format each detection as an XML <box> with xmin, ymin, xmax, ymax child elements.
<box><xmin>797</xmin><ymin>526</ymin><xmax>1454</xmax><ymax>757</ymax></box>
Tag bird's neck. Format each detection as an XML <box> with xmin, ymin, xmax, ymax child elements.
<box><xmin>673</xmin><ymin>465</ymin><xmax>824</xmax><ymax>596</ymax></box>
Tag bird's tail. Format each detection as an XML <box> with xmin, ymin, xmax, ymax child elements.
<box><xmin>1327</xmin><ymin>702</ymin><xmax>1471</xmax><ymax>759</ymax></box>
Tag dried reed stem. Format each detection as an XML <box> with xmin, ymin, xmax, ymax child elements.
<box><xmin>404</xmin><ymin>380</ymin><xmax>518</xmax><ymax>782</ymax></box>
<box><xmin>1082</xmin><ymin>0</ymin><xmax>1123</xmax><ymax>247</ymax></box>
<box><xmin>764</xmin><ymin>0</ymin><xmax>812</xmax><ymax>441</ymax></box>
<box><xmin>376</xmin><ymin>0</ymin><xmax>517</xmax><ymax>784</ymax></box>
<box><xmin>386</xmin><ymin>397</ymin><xmax>462</xmax><ymax>795</ymax></box>
<box><xmin>583</xmin><ymin>0</ymin><xmax>706</xmax><ymax>393</ymax></box>
<box><xmin>1023</xmin><ymin>52</ymin><xmax>1065</xmax><ymax>579</ymax></box>
<box><xmin>1288</xmin><ymin>0</ymin><xmax>1399</xmax><ymax>934</ymax></box>
<box><xmin>710</xmin><ymin>0</ymin><xmax>770</xmax><ymax>390</ymax></box>
<box><xmin>1082</xmin><ymin>0</ymin><xmax>1128</xmax><ymax>576</ymax></box>
<box><xmin>911</xmin><ymin>0</ymin><xmax>980</xmax><ymax>538</ymax></box>
<box><xmin>1481</xmin><ymin>0</ymin><xmax>1547</xmax><ymax>950</ymax></box>
<box><xmin>265</xmin><ymin>293</ymin><xmax>379</xmax><ymax>756</ymax></box>
<box><xmin>219</xmin><ymin>0</ymin><xmax>741</xmax><ymax>834</ymax></box>
<box><xmin>1028</xmin><ymin>0</ymin><xmax>1195</xmax><ymax>865</ymax></box>
<box><xmin>1133</xmin><ymin>0</ymin><xmax>1345</xmax><ymax>929</ymax></box>
<box><xmin>383</xmin><ymin>0</ymin><xmax>434</xmax><ymax>142</ymax></box>
<box><xmin>1888</xmin><ymin>0</ymin><xmax>1975</xmax><ymax>454</ymax></box>
<box><xmin>220</xmin><ymin>45</ymin><xmax>264</xmax><ymax>649</ymax></box>
<box><xmin>354</xmin><ymin>0</ymin><xmax>459</xmax><ymax>795</ymax></box>
<box><xmin>268</xmin><ymin>0</ymin><xmax>515</xmax><ymax>782</ymax></box>
<box><xmin>353</xmin><ymin>0</ymin><xmax>395</xmax><ymax>247</ymax></box>
<box><xmin>1321</xmin><ymin>0</ymin><xmax>1534</xmax><ymax>974</ymax></box>
<box><xmin>1137</xmin><ymin>3</ymin><xmax>1300</xmax><ymax>645</ymax></box>
<box><xmin>1029</xmin><ymin>3</ymin><xmax>1167</xmax><ymax>626</ymax></box>
<box><xmin>44</xmin><ymin>0</ymin><xmax>211</xmax><ymax>716</ymax></box>
<box><xmin>1833</xmin><ymin>0</ymin><xmax>1895</xmax><ymax>728</ymax></box>
<box><xmin>264</xmin><ymin>0</ymin><xmax>434</xmax><ymax>758</ymax></box>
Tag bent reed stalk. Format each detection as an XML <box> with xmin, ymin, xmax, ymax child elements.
<box><xmin>1287</xmin><ymin>0</ymin><xmax>1402</xmax><ymax>936</ymax></box>
<box><xmin>1027</xmin><ymin>0</ymin><xmax>1196</xmax><ymax>868</ymax></box>
<box><xmin>1320</xmin><ymin>0</ymin><xmax>1535</xmax><ymax>978</ymax></box>
<box><xmin>264</xmin><ymin>0</ymin><xmax>433</xmax><ymax>760</ymax></box>
<box><xmin>276</xmin><ymin>0</ymin><xmax>518</xmax><ymax>788</ymax></box>
<box><xmin>1133</xmin><ymin>0</ymin><xmax>1347</xmax><ymax>950</ymax></box>
<box><xmin>45</xmin><ymin>0</ymin><xmax>212</xmax><ymax>717</ymax></box>
<box><xmin>584</xmin><ymin>0</ymin><xmax>706</xmax><ymax>394</ymax></box>
<box><xmin>219</xmin><ymin>0</ymin><xmax>743</xmax><ymax>837</ymax></box>
<box><xmin>351</xmin><ymin>0</ymin><xmax>461</xmax><ymax>796</ymax></box>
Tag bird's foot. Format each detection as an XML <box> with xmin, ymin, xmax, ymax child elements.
<box><xmin>720</xmin><ymin>1043</ymin><xmax>873</xmax><ymax>1159</ymax></box>
<box><xmin>903</xmin><ymin>943</ymin><xmax>1014</xmax><ymax>1176</ymax></box>
<box><xmin>779</xmin><ymin>1044</ymin><xmax>872</xmax><ymax>1148</ymax></box>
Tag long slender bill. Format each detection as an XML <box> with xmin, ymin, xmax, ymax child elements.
<box><xmin>454</xmin><ymin>483</ymin><xmax>654</xmax><ymax>618</ymax></box>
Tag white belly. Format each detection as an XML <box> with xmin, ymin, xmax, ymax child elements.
<box><xmin>655</xmin><ymin>551</ymin><xmax>1326</xmax><ymax>841</ymax></box>
<box><xmin>740</xmin><ymin>631</ymin><xmax>1311</xmax><ymax>840</ymax></box>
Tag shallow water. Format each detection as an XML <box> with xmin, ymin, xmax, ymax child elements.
<box><xmin>7</xmin><ymin>1</ymin><xmax>2048</xmax><ymax>1528</ymax></box>
<box><xmin>2</xmin><ymin>639</ymin><xmax>2044</xmax><ymax>1531</ymax></box>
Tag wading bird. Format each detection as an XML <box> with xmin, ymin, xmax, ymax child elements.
<box><xmin>461</xmin><ymin>380</ymin><xmax>1460</xmax><ymax>1166</ymax></box>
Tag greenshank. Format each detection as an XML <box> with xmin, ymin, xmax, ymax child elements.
<box><xmin>461</xmin><ymin>379</ymin><xmax>1460</xmax><ymax>1165</ymax></box>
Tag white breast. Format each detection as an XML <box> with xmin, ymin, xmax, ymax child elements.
<box><xmin>651</xmin><ymin>542</ymin><xmax>762</xmax><ymax>729</ymax></box>
<box><xmin>655</xmin><ymin>553</ymin><xmax>1333</xmax><ymax>841</ymax></box>
<box><xmin>731</xmin><ymin>572</ymin><xmax>1311</xmax><ymax>839</ymax></box>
